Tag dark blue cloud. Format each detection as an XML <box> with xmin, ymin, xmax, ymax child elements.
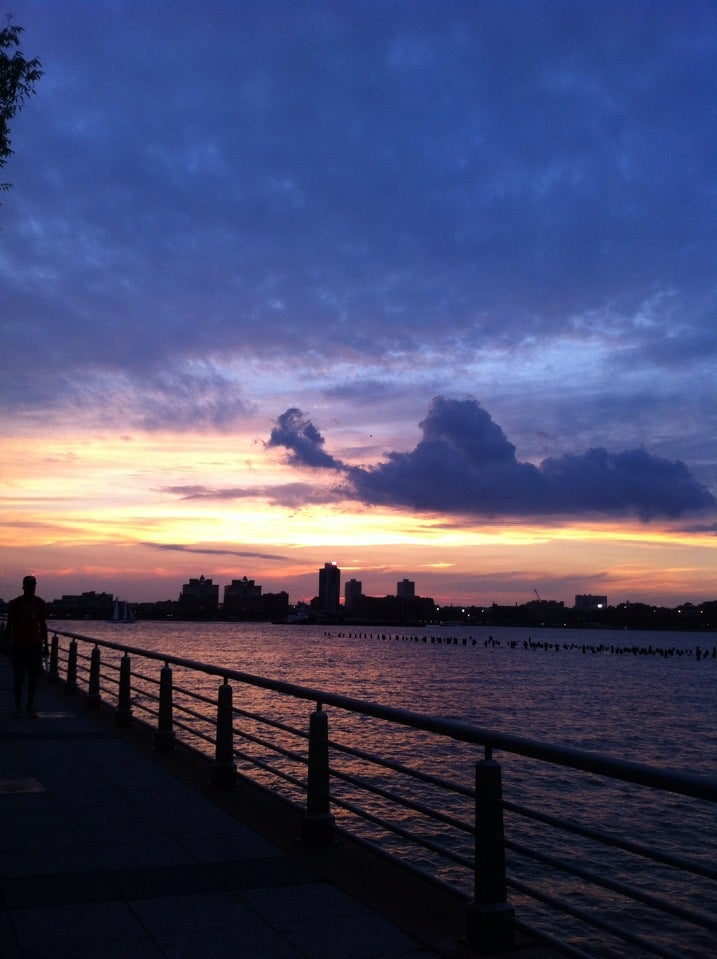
<box><xmin>270</xmin><ymin>397</ymin><xmax>715</xmax><ymax>520</ymax></box>
<box><xmin>266</xmin><ymin>408</ymin><xmax>343</xmax><ymax>469</ymax></box>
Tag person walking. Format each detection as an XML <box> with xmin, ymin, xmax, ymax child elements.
<box><xmin>7</xmin><ymin>575</ymin><xmax>47</xmax><ymax>717</ymax></box>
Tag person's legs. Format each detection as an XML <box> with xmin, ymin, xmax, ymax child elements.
<box><xmin>26</xmin><ymin>647</ymin><xmax>42</xmax><ymax>714</ymax></box>
<box><xmin>11</xmin><ymin>649</ymin><xmax>25</xmax><ymax>714</ymax></box>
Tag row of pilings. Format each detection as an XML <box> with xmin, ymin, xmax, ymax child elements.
<box><xmin>324</xmin><ymin>631</ymin><xmax>717</xmax><ymax>661</ymax></box>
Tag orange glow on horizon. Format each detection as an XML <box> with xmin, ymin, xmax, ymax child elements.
<box><xmin>1</xmin><ymin>428</ymin><xmax>714</xmax><ymax>606</ymax></box>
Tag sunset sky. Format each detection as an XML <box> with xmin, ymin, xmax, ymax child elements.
<box><xmin>1</xmin><ymin>1</ymin><xmax>715</xmax><ymax>608</ymax></box>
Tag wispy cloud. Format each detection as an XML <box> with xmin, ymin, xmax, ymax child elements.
<box><xmin>140</xmin><ymin>542</ymin><xmax>288</xmax><ymax>562</ymax></box>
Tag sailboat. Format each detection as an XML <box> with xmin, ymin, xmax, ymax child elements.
<box><xmin>110</xmin><ymin>600</ymin><xmax>135</xmax><ymax>623</ymax></box>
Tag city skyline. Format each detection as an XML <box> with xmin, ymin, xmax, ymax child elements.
<box><xmin>3</xmin><ymin>562</ymin><xmax>711</xmax><ymax>614</ymax></box>
<box><xmin>2</xmin><ymin>3</ymin><xmax>715</xmax><ymax>609</ymax></box>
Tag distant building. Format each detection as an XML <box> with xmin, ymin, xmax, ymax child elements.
<box><xmin>50</xmin><ymin>591</ymin><xmax>114</xmax><ymax>620</ymax></box>
<box><xmin>318</xmin><ymin>563</ymin><xmax>341</xmax><ymax>615</ymax></box>
<box><xmin>178</xmin><ymin>575</ymin><xmax>219</xmax><ymax>619</ymax></box>
<box><xmin>396</xmin><ymin>579</ymin><xmax>415</xmax><ymax>599</ymax></box>
<box><xmin>345</xmin><ymin>578</ymin><xmax>362</xmax><ymax>615</ymax></box>
<box><xmin>260</xmin><ymin>591</ymin><xmax>289</xmax><ymax>622</ymax></box>
<box><xmin>224</xmin><ymin>576</ymin><xmax>262</xmax><ymax>619</ymax></box>
<box><xmin>575</xmin><ymin>594</ymin><xmax>608</xmax><ymax>610</ymax></box>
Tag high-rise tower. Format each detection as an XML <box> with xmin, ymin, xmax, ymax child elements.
<box><xmin>318</xmin><ymin>562</ymin><xmax>341</xmax><ymax>614</ymax></box>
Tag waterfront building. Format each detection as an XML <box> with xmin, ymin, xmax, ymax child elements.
<box><xmin>318</xmin><ymin>562</ymin><xmax>341</xmax><ymax>615</ymax></box>
<box><xmin>224</xmin><ymin>576</ymin><xmax>262</xmax><ymax>619</ymax></box>
<box><xmin>396</xmin><ymin>579</ymin><xmax>415</xmax><ymax>599</ymax></box>
<box><xmin>345</xmin><ymin>578</ymin><xmax>363</xmax><ymax>615</ymax></box>
<box><xmin>575</xmin><ymin>594</ymin><xmax>608</xmax><ymax>610</ymax></box>
<box><xmin>50</xmin><ymin>591</ymin><xmax>114</xmax><ymax>620</ymax></box>
<box><xmin>178</xmin><ymin>575</ymin><xmax>219</xmax><ymax>619</ymax></box>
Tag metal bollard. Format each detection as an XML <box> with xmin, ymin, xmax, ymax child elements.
<box><xmin>466</xmin><ymin>749</ymin><xmax>515</xmax><ymax>953</ymax></box>
<box><xmin>153</xmin><ymin>662</ymin><xmax>175</xmax><ymax>750</ymax></box>
<box><xmin>48</xmin><ymin>634</ymin><xmax>59</xmax><ymax>685</ymax></box>
<box><xmin>210</xmin><ymin>679</ymin><xmax>236</xmax><ymax>786</ymax></box>
<box><xmin>301</xmin><ymin>703</ymin><xmax>335</xmax><ymax>846</ymax></box>
<box><xmin>115</xmin><ymin>653</ymin><xmax>132</xmax><ymax>727</ymax></box>
<box><xmin>65</xmin><ymin>639</ymin><xmax>78</xmax><ymax>694</ymax></box>
<box><xmin>86</xmin><ymin>644</ymin><xmax>101</xmax><ymax>709</ymax></box>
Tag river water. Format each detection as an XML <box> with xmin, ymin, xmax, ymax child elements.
<box><xmin>67</xmin><ymin>621</ymin><xmax>716</xmax><ymax>957</ymax></box>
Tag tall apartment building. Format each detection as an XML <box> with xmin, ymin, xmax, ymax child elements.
<box><xmin>224</xmin><ymin>576</ymin><xmax>262</xmax><ymax>619</ymax></box>
<box><xmin>178</xmin><ymin>575</ymin><xmax>219</xmax><ymax>618</ymax></box>
<box><xmin>344</xmin><ymin>578</ymin><xmax>362</xmax><ymax>615</ymax></box>
<box><xmin>396</xmin><ymin>579</ymin><xmax>415</xmax><ymax>599</ymax></box>
<box><xmin>318</xmin><ymin>562</ymin><xmax>341</xmax><ymax>614</ymax></box>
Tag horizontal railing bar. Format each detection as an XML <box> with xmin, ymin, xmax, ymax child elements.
<box><xmin>172</xmin><ymin>702</ymin><xmax>213</xmax><ymax>725</ymax></box>
<box><xmin>503</xmin><ymin>797</ymin><xmax>717</xmax><ymax>882</ymax></box>
<box><xmin>232</xmin><ymin>706</ymin><xmax>308</xmax><ymax>741</ymax></box>
<box><xmin>233</xmin><ymin>727</ymin><xmax>306</xmax><ymax>767</ymax></box>
<box><xmin>47</xmin><ymin>628</ymin><xmax>717</xmax><ymax>802</ymax></box>
<box><xmin>330</xmin><ymin>765</ymin><xmax>474</xmax><ymax>836</ymax></box>
<box><xmin>334</xmin><ymin>822</ymin><xmax>470</xmax><ymax>902</ymax></box>
<box><xmin>332</xmin><ymin>794</ymin><xmax>474</xmax><ymax>869</ymax></box>
<box><xmin>508</xmin><ymin>876</ymin><xmax>689</xmax><ymax>959</ymax></box>
<box><xmin>173</xmin><ymin>720</ymin><xmax>215</xmax><ymax>747</ymax></box>
<box><xmin>511</xmin><ymin>914</ymin><xmax>612</xmax><ymax>959</ymax></box>
<box><xmin>233</xmin><ymin>749</ymin><xmax>306</xmax><ymax>792</ymax></box>
<box><xmin>173</xmin><ymin>685</ymin><xmax>216</xmax><ymax>708</ymax></box>
<box><xmin>328</xmin><ymin>736</ymin><xmax>475</xmax><ymax>798</ymax></box>
<box><xmin>129</xmin><ymin>669</ymin><xmax>160</xmax><ymax>686</ymax></box>
<box><xmin>506</xmin><ymin>838</ymin><xmax>717</xmax><ymax>932</ymax></box>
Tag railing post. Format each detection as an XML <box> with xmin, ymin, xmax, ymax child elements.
<box><xmin>301</xmin><ymin>702</ymin><xmax>335</xmax><ymax>846</ymax></box>
<box><xmin>86</xmin><ymin>644</ymin><xmax>101</xmax><ymax>709</ymax></box>
<box><xmin>115</xmin><ymin>652</ymin><xmax>133</xmax><ymax>727</ymax></box>
<box><xmin>153</xmin><ymin>662</ymin><xmax>175</xmax><ymax>750</ymax></box>
<box><xmin>466</xmin><ymin>749</ymin><xmax>515</xmax><ymax>954</ymax></box>
<box><xmin>210</xmin><ymin>679</ymin><xmax>236</xmax><ymax>786</ymax></box>
<box><xmin>65</xmin><ymin>638</ymin><xmax>78</xmax><ymax>694</ymax></box>
<box><xmin>48</xmin><ymin>633</ymin><xmax>59</xmax><ymax>685</ymax></box>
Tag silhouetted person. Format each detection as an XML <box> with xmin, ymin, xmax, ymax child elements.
<box><xmin>7</xmin><ymin>575</ymin><xmax>47</xmax><ymax>717</ymax></box>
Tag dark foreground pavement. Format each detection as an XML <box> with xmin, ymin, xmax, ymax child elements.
<box><xmin>0</xmin><ymin>661</ymin><xmax>554</xmax><ymax>959</ymax></box>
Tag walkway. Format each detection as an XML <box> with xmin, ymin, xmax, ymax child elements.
<box><xmin>0</xmin><ymin>662</ymin><xmax>550</xmax><ymax>959</ymax></box>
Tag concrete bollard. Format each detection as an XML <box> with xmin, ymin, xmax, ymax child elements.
<box><xmin>86</xmin><ymin>644</ymin><xmax>101</xmax><ymax>709</ymax></box>
<box><xmin>153</xmin><ymin>663</ymin><xmax>175</xmax><ymax>750</ymax></box>
<box><xmin>210</xmin><ymin>679</ymin><xmax>236</xmax><ymax>786</ymax></box>
<box><xmin>466</xmin><ymin>751</ymin><xmax>515</xmax><ymax>954</ymax></box>
<box><xmin>65</xmin><ymin>639</ymin><xmax>78</xmax><ymax>694</ymax></box>
<box><xmin>301</xmin><ymin>704</ymin><xmax>335</xmax><ymax>846</ymax></box>
<box><xmin>115</xmin><ymin>652</ymin><xmax>132</xmax><ymax>727</ymax></box>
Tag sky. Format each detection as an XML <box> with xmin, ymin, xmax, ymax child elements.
<box><xmin>1</xmin><ymin>0</ymin><xmax>715</xmax><ymax>608</ymax></box>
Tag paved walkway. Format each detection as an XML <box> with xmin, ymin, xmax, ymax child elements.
<box><xmin>0</xmin><ymin>662</ymin><xmax>550</xmax><ymax>959</ymax></box>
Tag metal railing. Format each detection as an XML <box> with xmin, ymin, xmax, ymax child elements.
<box><xmin>15</xmin><ymin>626</ymin><xmax>717</xmax><ymax>958</ymax></box>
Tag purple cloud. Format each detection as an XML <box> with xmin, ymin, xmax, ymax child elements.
<box><xmin>266</xmin><ymin>408</ymin><xmax>344</xmax><ymax>470</ymax></box>
<box><xmin>270</xmin><ymin>397</ymin><xmax>715</xmax><ymax>520</ymax></box>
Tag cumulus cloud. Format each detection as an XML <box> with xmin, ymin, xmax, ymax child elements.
<box><xmin>266</xmin><ymin>408</ymin><xmax>343</xmax><ymax>469</ymax></box>
<box><xmin>269</xmin><ymin>397</ymin><xmax>715</xmax><ymax>520</ymax></box>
